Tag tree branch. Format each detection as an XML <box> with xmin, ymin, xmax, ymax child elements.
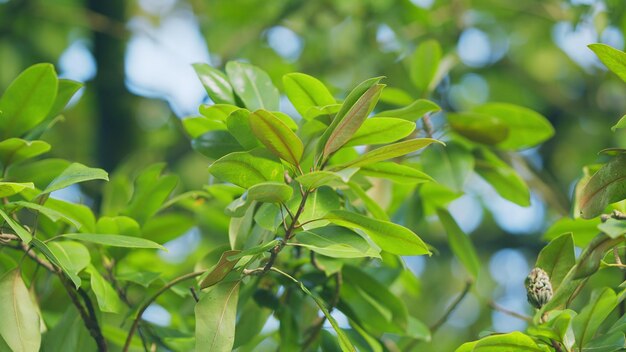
<box><xmin>123</xmin><ymin>271</ymin><xmax>205</xmax><ymax>352</ymax></box>
<box><xmin>429</xmin><ymin>281</ymin><xmax>473</xmax><ymax>333</ymax></box>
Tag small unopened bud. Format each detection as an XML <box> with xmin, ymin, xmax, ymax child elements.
<box><xmin>284</xmin><ymin>171</ymin><xmax>292</xmax><ymax>184</ymax></box>
<box><xmin>525</xmin><ymin>268</ymin><xmax>553</xmax><ymax>309</ymax></box>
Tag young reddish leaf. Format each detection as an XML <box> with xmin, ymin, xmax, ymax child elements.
<box><xmin>249</xmin><ymin>110</ymin><xmax>303</xmax><ymax>166</ymax></box>
<box><xmin>200</xmin><ymin>250</ymin><xmax>241</xmax><ymax>289</ymax></box>
<box><xmin>579</xmin><ymin>154</ymin><xmax>626</xmax><ymax>219</ymax></box>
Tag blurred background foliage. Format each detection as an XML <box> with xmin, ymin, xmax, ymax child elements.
<box><xmin>1</xmin><ymin>0</ymin><xmax>626</xmax><ymax>350</ymax></box>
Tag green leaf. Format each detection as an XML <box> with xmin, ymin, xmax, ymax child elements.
<box><xmin>588</xmin><ymin>43</ymin><xmax>626</xmax><ymax>83</ymax></box>
<box><xmin>536</xmin><ymin>233</ymin><xmax>575</xmax><ymax>290</ymax></box>
<box><xmin>474</xmin><ymin>148</ymin><xmax>530</xmax><ymax>206</ymax></box>
<box><xmin>335</xmin><ymin>138</ymin><xmax>443</xmax><ymax>169</ymax></box>
<box><xmin>191</xmin><ymin>130</ymin><xmax>244</xmax><ymax>159</ymax></box>
<box><xmin>295</xmin><ymin>170</ymin><xmax>354</xmax><ymax>189</ymax></box>
<box><xmin>182</xmin><ymin>116</ymin><xmax>225</xmax><ymax>139</ymax></box>
<box><xmin>410</xmin><ymin>39</ymin><xmax>442</xmax><ymax>93</ymax></box>
<box><xmin>200</xmin><ymin>250</ymin><xmax>241</xmax><ymax>289</ymax></box>
<box><xmin>209</xmin><ymin>149</ymin><xmax>284</xmax><ymax>189</ymax></box>
<box><xmin>317</xmin><ymin>77</ymin><xmax>383</xmax><ymax>155</ymax></box>
<box><xmin>324</xmin><ymin>210</ymin><xmax>430</xmax><ymax>255</ymax></box>
<box><xmin>379</xmin><ymin>86</ymin><xmax>414</xmax><ymax>106</ymax></box>
<box><xmin>344</xmin><ymin>117</ymin><xmax>415</xmax><ymax>147</ymax></box>
<box><xmin>246</xmin><ymin>181</ymin><xmax>293</xmax><ymax>203</ymax></box>
<box><xmin>225</xmin><ymin>109</ymin><xmax>260</xmax><ymax>149</ymax></box>
<box><xmin>33</xmin><ymin>240</ymin><xmax>90</xmax><ymax>288</ymax></box>
<box><xmin>124</xmin><ymin>163</ymin><xmax>178</xmax><ymax>225</ymax></box>
<box><xmin>294</xmin><ymin>226</ymin><xmax>381</xmax><ymax>258</ymax></box>
<box><xmin>283</xmin><ymin>73</ymin><xmax>336</xmax><ymax>116</ymax></box>
<box><xmin>340</xmin><ymin>265</ymin><xmax>408</xmax><ymax>334</ymax></box>
<box><xmin>304</xmin><ymin>104</ymin><xmax>342</xmax><ymax>120</ymax></box>
<box><xmin>199</xmin><ymin>104</ymin><xmax>239</xmax><ymax>121</ymax></box>
<box><xmin>116</xmin><ymin>271</ymin><xmax>161</xmax><ymax>288</ymax></box>
<box><xmin>297</xmin><ymin>187</ymin><xmax>341</xmax><ymax>230</ymax></box>
<box><xmin>358</xmin><ymin>162</ymin><xmax>434</xmax><ymax>184</ymax></box>
<box><xmin>448</xmin><ymin>112</ymin><xmax>509</xmax><ymax>145</ymax></box>
<box><xmin>11</xmin><ymin>201</ymin><xmax>82</xmax><ymax>229</ymax></box>
<box><xmin>271</xmin><ymin>267</ymin><xmax>356</xmax><ymax>351</ymax></box>
<box><xmin>472</xmin><ymin>103</ymin><xmax>554</xmax><ymax>150</ymax></box>
<box><xmin>249</xmin><ymin>110</ymin><xmax>303</xmax><ymax>166</ymax></box>
<box><xmin>346</xmin><ymin>181</ymin><xmax>389</xmax><ymax>221</ymax></box>
<box><xmin>0</xmin><ymin>269</ymin><xmax>41</xmax><ymax>352</ymax></box>
<box><xmin>470</xmin><ymin>332</ymin><xmax>543</xmax><ymax>351</ymax></box>
<box><xmin>0</xmin><ymin>208</ymin><xmax>32</xmax><ymax>243</ymax></box>
<box><xmin>598</xmin><ymin>218</ymin><xmax>626</xmax><ymax>238</ymax></box>
<box><xmin>323</xmin><ymin>83</ymin><xmax>385</xmax><ymax>157</ymax></box>
<box><xmin>46</xmin><ymin>79</ymin><xmax>83</xmax><ymax>119</ymax></box>
<box><xmin>6</xmin><ymin>158</ymin><xmax>70</xmax><ymax>190</ymax></box>
<box><xmin>543</xmin><ymin>217</ymin><xmax>601</xmax><ymax>247</ymax></box>
<box><xmin>611</xmin><ymin>115</ymin><xmax>626</xmax><ymax>132</ymax></box>
<box><xmin>375</xmin><ymin>99</ymin><xmax>441</xmax><ymax>121</ymax></box>
<box><xmin>0</xmin><ymin>138</ymin><xmax>50</xmax><ymax>167</ymax></box>
<box><xmin>583</xmin><ymin>331</ymin><xmax>625</xmax><ymax>352</ymax></box>
<box><xmin>0</xmin><ymin>182</ymin><xmax>33</xmax><ymax>197</ymax></box>
<box><xmin>227</xmin><ymin>240</ymin><xmax>280</xmax><ymax>260</ymax></box>
<box><xmin>96</xmin><ymin>216</ymin><xmax>141</xmax><ymax>236</ymax></box>
<box><xmin>43</xmin><ymin>198</ymin><xmax>96</xmax><ymax>232</ymax></box>
<box><xmin>193</xmin><ymin>63</ymin><xmax>236</xmax><ymax>104</ymax></box>
<box><xmin>42</xmin><ymin>306</ymin><xmax>96</xmax><ymax>352</ymax></box>
<box><xmin>195</xmin><ymin>280</ymin><xmax>240</xmax><ymax>352</ymax></box>
<box><xmin>574</xmin><ymin>234</ymin><xmax>623</xmax><ymax>279</ymax></box>
<box><xmin>225</xmin><ymin>61</ymin><xmax>279</xmax><ymax>111</ymax></box>
<box><xmin>85</xmin><ymin>265</ymin><xmax>123</xmax><ymax>314</ymax></box>
<box><xmin>437</xmin><ymin>209</ymin><xmax>480</xmax><ymax>278</ymax></box>
<box><xmin>61</xmin><ymin>233</ymin><xmax>165</xmax><ymax>250</ymax></box>
<box><xmin>572</xmin><ymin>288</ymin><xmax>618</xmax><ymax>349</ymax></box>
<box><xmin>422</xmin><ymin>142</ymin><xmax>473</xmax><ymax>192</ymax></box>
<box><xmin>0</xmin><ymin>63</ymin><xmax>58</xmax><ymax>137</ymax></box>
<box><xmin>579</xmin><ymin>154</ymin><xmax>626</xmax><ymax>219</ymax></box>
<box><xmin>42</xmin><ymin>162</ymin><xmax>109</xmax><ymax>195</ymax></box>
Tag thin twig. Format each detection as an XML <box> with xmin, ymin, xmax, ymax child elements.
<box><xmin>122</xmin><ymin>271</ymin><xmax>205</xmax><ymax>352</ymax></box>
<box><xmin>488</xmin><ymin>301</ymin><xmax>532</xmax><ymax>322</ymax></box>
<box><xmin>429</xmin><ymin>281</ymin><xmax>473</xmax><ymax>333</ymax></box>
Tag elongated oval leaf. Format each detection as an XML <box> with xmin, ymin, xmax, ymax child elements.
<box><xmin>612</xmin><ymin>115</ymin><xmax>626</xmax><ymax>132</ymax></box>
<box><xmin>0</xmin><ymin>63</ymin><xmax>58</xmax><ymax>138</ymax></box>
<box><xmin>208</xmin><ymin>149</ymin><xmax>284</xmax><ymax>189</ymax></box>
<box><xmin>283</xmin><ymin>73</ymin><xmax>336</xmax><ymax>116</ymax></box>
<box><xmin>61</xmin><ymin>233</ymin><xmax>165</xmax><ymax>250</ymax></box>
<box><xmin>422</xmin><ymin>143</ymin><xmax>474</xmax><ymax>192</ymax></box>
<box><xmin>345</xmin><ymin>117</ymin><xmax>415</xmax><ymax>147</ymax></box>
<box><xmin>437</xmin><ymin>209</ymin><xmax>480</xmax><ymax>278</ymax></box>
<box><xmin>589</xmin><ymin>43</ymin><xmax>626</xmax><ymax>83</ymax></box>
<box><xmin>336</xmin><ymin>138</ymin><xmax>443</xmax><ymax>169</ymax></box>
<box><xmin>0</xmin><ymin>269</ymin><xmax>41</xmax><ymax>352</ymax></box>
<box><xmin>0</xmin><ymin>138</ymin><xmax>51</xmax><ymax>167</ymax></box>
<box><xmin>324</xmin><ymin>210</ymin><xmax>430</xmax><ymax>255</ymax></box>
<box><xmin>572</xmin><ymin>288</ymin><xmax>618</xmax><ymax>348</ymax></box>
<box><xmin>0</xmin><ymin>208</ymin><xmax>32</xmax><ymax>243</ymax></box>
<box><xmin>225</xmin><ymin>109</ymin><xmax>260</xmax><ymax>149</ymax></box>
<box><xmin>249</xmin><ymin>110</ymin><xmax>303</xmax><ymax>166</ymax></box>
<box><xmin>474</xmin><ymin>148</ymin><xmax>530</xmax><ymax>206</ymax></box>
<box><xmin>296</xmin><ymin>226</ymin><xmax>381</xmax><ymax>258</ymax></box>
<box><xmin>225</xmin><ymin>61</ymin><xmax>279</xmax><ymax>111</ymax></box>
<box><xmin>535</xmin><ymin>233</ymin><xmax>575</xmax><ymax>290</ymax></box>
<box><xmin>46</xmin><ymin>79</ymin><xmax>83</xmax><ymax>119</ymax></box>
<box><xmin>410</xmin><ymin>39</ymin><xmax>442</xmax><ymax>93</ymax></box>
<box><xmin>0</xmin><ymin>182</ymin><xmax>34</xmax><ymax>197</ymax></box>
<box><xmin>246</xmin><ymin>181</ymin><xmax>293</xmax><ymax>203</ymax></box>
<box><xmin>193</xmin><ymin>63</ymin><xmax>236</xmax><ymax>104</ymax></box>
<box><xmin>323</xmin><ymin>83</ymin><xmax>385</xmax><ymax>156</ymax></box>
<box><xmin>200</xmin><ymin>250</ymin><xmax>241</xmax><ymax>289</ymax></box>
<box><xmin>295</xmin><ymin>170</ymin><xmax>349</xmax><ymax>189</ymax></box>
<box><xmin>191</xmin><ymin>130</ymin><xmax>243</xmax><ymax>159</ymax></box>
<box><xmin>448</xmin><ymin>112</ymin><xmax>509</xmax><ymax>145</ymax></box>
<box><xmin>359</xmin><ymin>162</ymin><xmax>434</xmax><ymax>184</ymax></box>
<box><xmin>195</xmin><ymin>280</ymin><xmax>240</xmax><ymax>352</ymax></box>
<box><xmin>472</xmin><ymin>103</ymin><xmax>554</xmax><ymax>150</ymax></box>
<box><xmin>471</xmin><ymin>332</ymin><xmax>543</xmax><ymax>351</ymax></box>
<box><xmin>42</xmin><ymin>162</ymin><xmax>109</xmax><ymax>195</ymax></box>
<box><xmin>579</xmin><ymin>154</ymin><xmax>626</xmax><ymax>218</ymax></box>
<box><xmin>375</xmin><ymin>99</ymin><xmax>441</xmax><ymax>121</ymax></box>
<box><xmin>85</xmin><ymin>265</ymin><xmax>123</xmax><ymax>314</ymax></box>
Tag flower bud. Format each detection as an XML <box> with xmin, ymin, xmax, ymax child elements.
<box><xmin>525</xmin><ymin>267</ymin><xmax>553</xmax><ymax>309</ymax></box>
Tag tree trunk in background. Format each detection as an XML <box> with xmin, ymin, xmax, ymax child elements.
<box><xmin>87</xmin><ymin>0</ymin><xmax>136</xmax><ymax>172</ymax></box>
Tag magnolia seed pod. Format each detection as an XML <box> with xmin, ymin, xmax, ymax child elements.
<box><xmin>525</xmin><ymin>267</ymin><xmax>553</xmax><ymax>309</ymax></box>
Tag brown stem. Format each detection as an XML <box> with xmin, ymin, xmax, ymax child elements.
<box><xmin>122</xmin><ymin>271</ymin><xmax>205</xmax><ymax>352</ymax></box>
